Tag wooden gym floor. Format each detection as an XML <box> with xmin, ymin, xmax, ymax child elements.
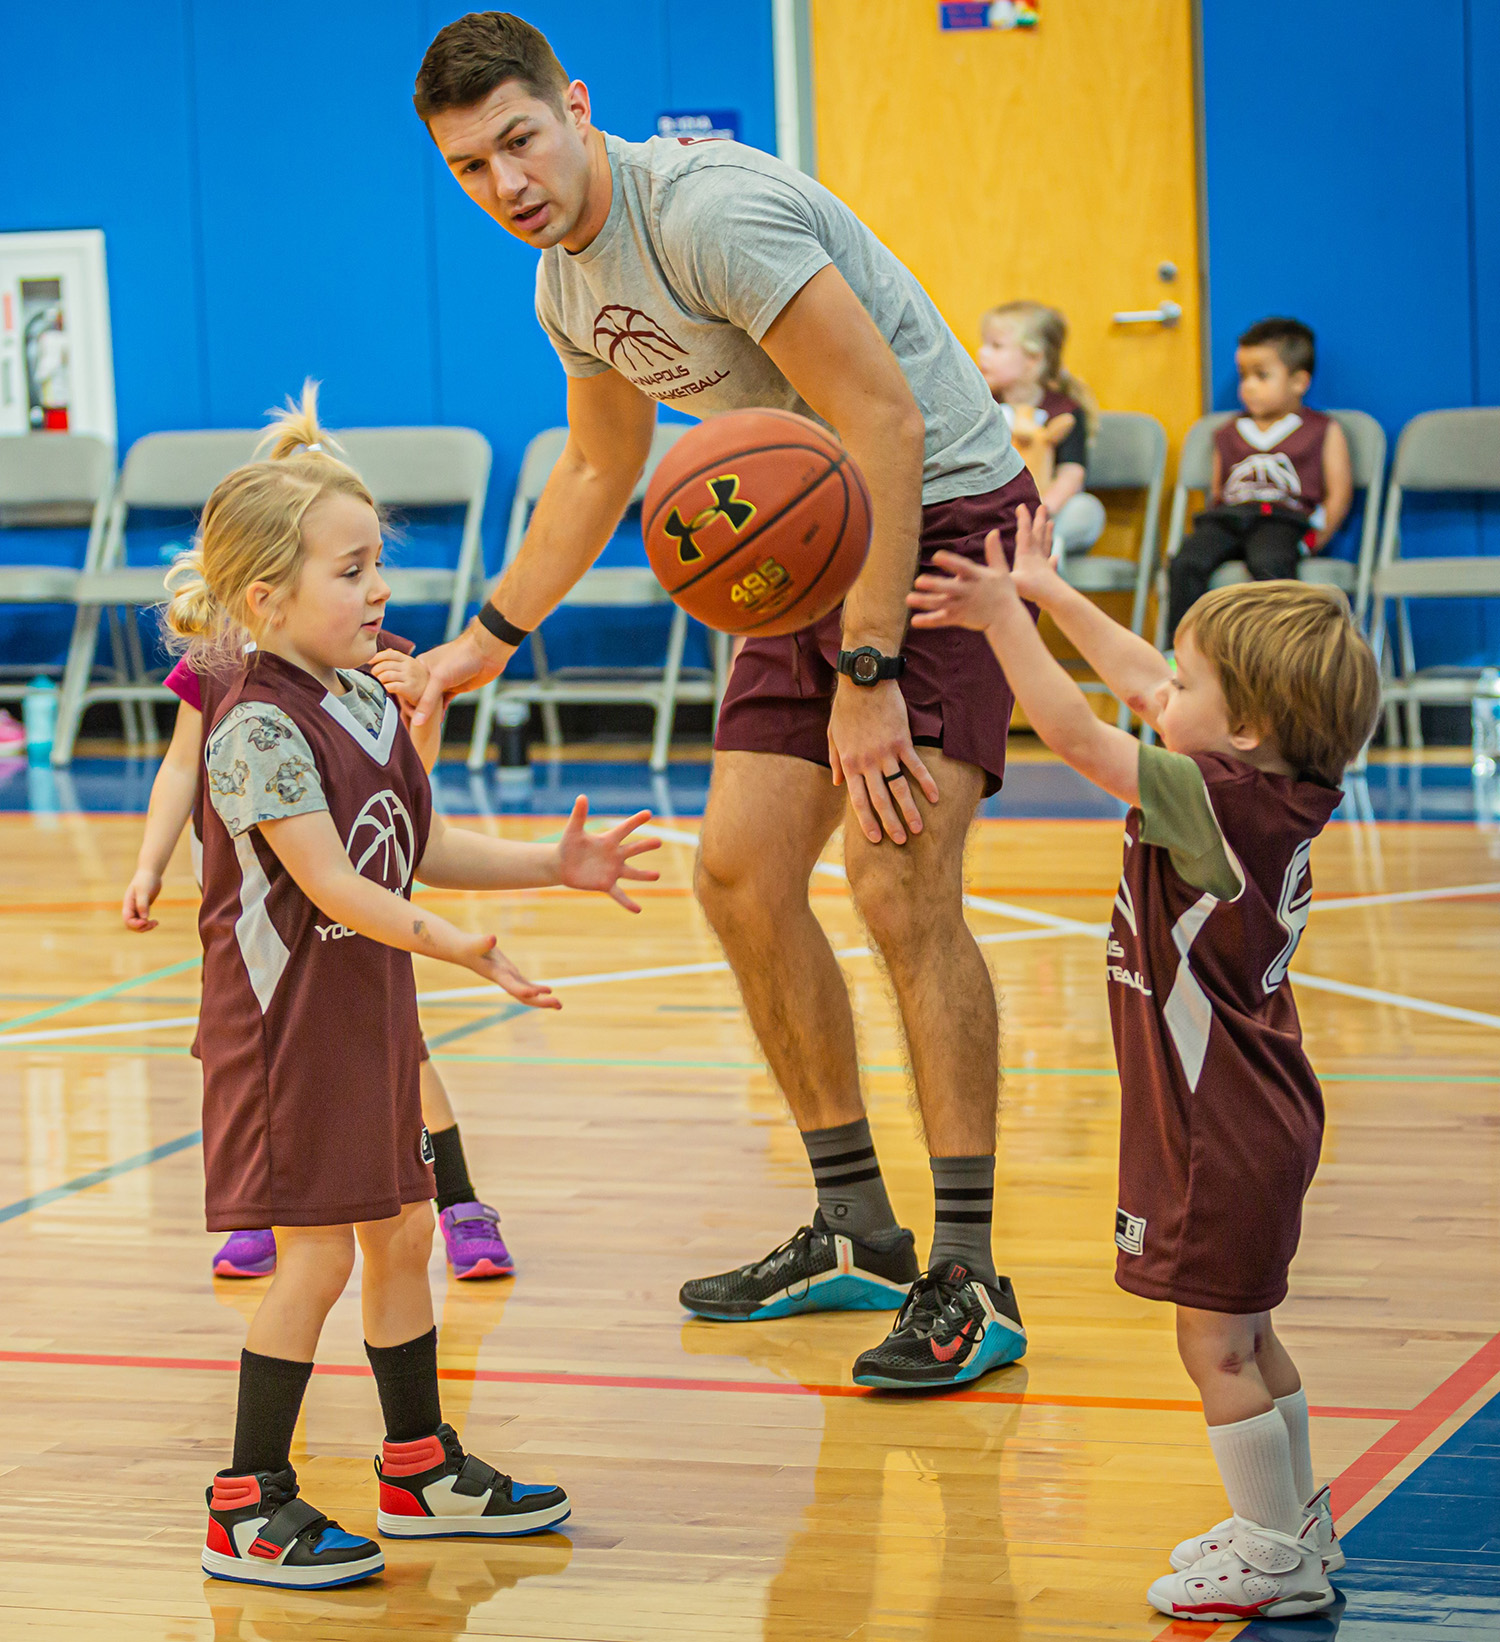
<box><xmin>0</xmin><ymin>762</ymin><xmax>1497</xmax><ymax>1639</ymax></box>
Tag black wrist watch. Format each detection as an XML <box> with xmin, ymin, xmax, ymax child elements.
<box><xmin>837</xmin><ymin>646</ymin><xmax>906</xmax><ymax>687</ymax></box>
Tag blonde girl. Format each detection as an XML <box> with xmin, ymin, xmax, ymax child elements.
<box><xmin>170</xmin><ymin>383</ymin><xmax>657</xmax><ymax>1589</ymax></box>
<box><xmin>977</xmin><ymin>301</ymin><xmax>1106</xmax><ymax>554</ymax></box>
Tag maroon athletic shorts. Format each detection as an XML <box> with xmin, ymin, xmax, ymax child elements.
<box><xmin>714</xmin><ymin>468</ymin><xmax>1039</xmax><ymax>796</ymax></box>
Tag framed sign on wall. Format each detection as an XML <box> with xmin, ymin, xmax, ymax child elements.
<box><xmin>0</xmin><ymin>229</ymin><xmax>116</xmax><ymax>446</ymax></box>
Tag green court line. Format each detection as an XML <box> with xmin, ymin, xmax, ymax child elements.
<box><xmin>0</xmin><ymin>957</ymin><xmax>203</xmax><ymax>1033</ymax></box>
<box><xmin>0</xmin><ymin>1038</ymin><xmax>1492</xmax><ymax>1089</ymax></box>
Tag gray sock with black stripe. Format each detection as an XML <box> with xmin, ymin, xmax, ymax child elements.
<box><xmin>929</xmin><ymin>1154</ymin><xmax>998</xmax><ymax>1288</ymax></box>
<box><xmin>801</xmin><ymin>1117</ymin><xmax>898</xmax><ymax>1242</ymax></box>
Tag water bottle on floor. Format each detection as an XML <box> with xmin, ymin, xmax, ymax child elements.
<box><xmin>1473</xmin><ymin>669</ymin><xmax>1500</xmax><ymax>777</ymax></box>
<box><xmin>22</xmin><ymin>677</ymin><xmax>58</xmax><ymax>766</ymax></box>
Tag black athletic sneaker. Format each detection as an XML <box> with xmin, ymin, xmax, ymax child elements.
<box><xmin>679</xmin><ymin>1210</ymin><xmax>919</xmax><ymax>1321</ymax></box>
<box><xmin>203</xmin><ymin>1465</ymin><xmax>384</xmax><ymax>1588</ymax></box>
<box><xmin>852</xmin><ymin>1262</ymin><xmax>1027</xmax><ymax>1389</ymax></box>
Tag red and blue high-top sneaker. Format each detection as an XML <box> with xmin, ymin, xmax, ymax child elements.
<box><xmin>375</xmin><ymin>1423</ymin><xmax>570</xmax><ymax>1538</ymax></box>
<box><xmin>202</xmin><ymin>1466</ymin><xmax>384</xmax><ymax>1588</ymax></box>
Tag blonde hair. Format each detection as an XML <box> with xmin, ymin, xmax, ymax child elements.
<box><xmin>981</xmin><ymin>300</ymin><xmax>1099</xmax><ymax>439</ymax></box>
<box><xmin>163</xmin><ymin>381</ymin><xmax>378</xmax><ymax>673</ymax></box>
<box><xmin>1178</xmin><ymin>582</ymin><xmax>1380</xmax><ymax>785</ymax></box>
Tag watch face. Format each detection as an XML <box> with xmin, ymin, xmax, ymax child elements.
<box><xmin>853</xmin><ymin>652</ymin><xmax>880</xmax><ymax>684</ymax></box>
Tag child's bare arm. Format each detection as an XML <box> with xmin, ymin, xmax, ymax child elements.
<box><xmin>1314</xmin><ymin>419</ymin><xmax>1353</xmax><ymax>550</ymax></box>
<box><xmin>370</xmin><ymin>649</ymin><xmax>441</xmax><ymax>770</ymax></box>
<box><xmin>257</xmin><ymin>810</ymin><xmax>559</xmax><ymax>1008</ymax></box>
<box><xmin>908</xmin><ymin>522</ymin><xmax>1140</xmax><ymax>805</ymax></box>
<box><xmin>417</xmin><ymin>797</ymin><xmax>660</xmax><ymax>912</ymax></box>
<box><xmin>992</xmin><ymin>506</ymin><xmax>1173</xmax><ymax>727</ymax></box>
<box><xmin>123</xmin><ymin>703</ymin><xmax>202</xmax><ymax>931</ymax></box>
<box><xmin>1208</xmin><ymin>447</ymin><xmax>1223</xmax><ymax>506</ymax></box>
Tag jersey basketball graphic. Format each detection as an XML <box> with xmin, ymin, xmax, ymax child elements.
<box><xmin>346</xmin><ymin>790</ymin><xmax>416</xmax><ymax>894</ymax></box>
<box><xmin>1262</xmin><ymin>837</ymin><xmax>1314</xmax><ymax>992</ymax></box>
<box><xmin>663</xmin><ymin>474</ymin><xmax>756</xmax><ymax>563</ymax></box>
<box><xmin>592</xmin><ymin>305</ymin><xmax>687</xmax><ymax>371</ymax></box>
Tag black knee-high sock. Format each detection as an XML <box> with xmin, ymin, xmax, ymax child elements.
<box><xmin>365</xmin><ymin>1327</ymin><xmax>442</xmax><ymax>1443</ymax></box>
<box><xmin>429</xmin><ymin>1123</ymin><xmax>477</xmax><ymax>1213</ymax></box>
<box><xmin>232</xmin><ymin>1349</ymin><xmax>314</xmax><ymax>1476</ymax></box>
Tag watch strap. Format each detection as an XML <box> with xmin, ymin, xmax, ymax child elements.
<box><xmin>837</xmin><ymin>648</ymin><xmax>906</xmax><ymax>682</ymax></box>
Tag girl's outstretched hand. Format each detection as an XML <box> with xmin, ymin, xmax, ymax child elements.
<box><xmin>555</xmin><ymin>797</ymin><xmax>661</xmax><ymax>912</ymax></box>
<box><xmin>1007</xmin><ymin>504</ymin><xmax>1060</xmax><ymax>604</ymax></box>
<box><xmin>907</xmin><ymin>529</ymin><xmax>1017</xmax><ymax>631</ymax></box>
<box><xmin>460</xmin><ymin>932</ymin><xmax>560</xmax><ymax>1009</ymax></box>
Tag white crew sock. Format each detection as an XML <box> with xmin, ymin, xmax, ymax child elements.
<box><xmin>1206</xmin><ymin>1409</ymin><xmax>1305</xmax><ymax>1534</ymax></box>
<box><xmin>1275</xmin><ymin>1388</ymin><xmax>1316</xmax><ymax>1504</ymax></box>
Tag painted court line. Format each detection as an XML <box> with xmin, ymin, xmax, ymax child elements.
<box><xmin>0</xmin><ymin>1346</ymin><xmax>1411</xmax><ymax>1420</ymax></box>
<box><xmin>0</xmin><ymin>956</ymin><xmax>201</xmax><ymax>1033</ymax></box>
<box><xmin>0</xmin><ymin>1130</ymin><xmax>203</xmax><ymax>1225</ymax></box>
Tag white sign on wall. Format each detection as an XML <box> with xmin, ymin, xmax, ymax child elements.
<box><xmin>0</xmin><ymin>230</ymin><xmax>116</xmax><ymax>446</ymax></box>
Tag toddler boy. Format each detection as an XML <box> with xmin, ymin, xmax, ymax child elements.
<box><xmin>909</xmin><ymin>512</ymin><xmax>1379</xmax><ymax>1621</ymax></box>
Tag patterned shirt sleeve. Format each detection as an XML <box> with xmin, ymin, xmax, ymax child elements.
<box><xmin>204</xmin><ymin>703</ymin><xmax>327</xmax><ymax>839</ymax></box>
<box><xmin>1137</xmin><ymin>745</ymin><xmax>1245</xmax><ymax>901</ymax></box>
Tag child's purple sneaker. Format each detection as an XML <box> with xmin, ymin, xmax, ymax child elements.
<box><xmin>213</xmin><ymin>1228</ymin><xmax>277</xmax><ymax>1278</ymax></box>
<box><xmin>438</xmin><ymin>1202</ymin><xmax>514</xmax><ymax>1279</ymax></box>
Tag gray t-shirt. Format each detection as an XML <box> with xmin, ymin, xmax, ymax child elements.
<box><xmin>535</xmin><ymin>134</ymin><xmax>1021</xmax><ymax>506</ymax></box>
<box><xmin>206</xmin><ymin>670</ymin><xmax>388</xmax><ymax>839</ymax></box>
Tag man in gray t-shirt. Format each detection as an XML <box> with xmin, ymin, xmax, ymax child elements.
<box><xmin>412</xmin><ymin>13</ymin><xmax>1031</xmax><ymax>1390</ymax></box>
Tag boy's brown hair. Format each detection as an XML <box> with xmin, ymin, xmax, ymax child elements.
<box><xmin>1177</xmin><ymin>582</ymin><xmax>1379</xmax><ymax>785</ymax></box>
<box><xmin>414</xmin><ymin>11</ymin><xmax>568</xmax><ymax>122</ymax></box>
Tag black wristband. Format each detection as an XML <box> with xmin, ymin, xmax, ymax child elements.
<box><xmin>476</xmin><ymin>604</ymin><xmax>531</xmax><ymax>648</ymax></box>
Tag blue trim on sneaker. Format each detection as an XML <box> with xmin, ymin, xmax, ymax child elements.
<box><xmin>201</xmin><ymin>1563</ymin><xmax>381</xmax><ymax>1591</ymax></box>
<box><xmin>511</xmin><ymin>1482</ymin><xmax>559</xmax><ymax>1499</ymax></box>
<box><xmin>707</xmin><ymin>1270</ymin><xmax>910</xmax><ymax>1322</ymax></box>
<box><xmin>855</xmin><ymin>1312</ymin><xmax>1027</xmax><ymax>1388</ymax></box>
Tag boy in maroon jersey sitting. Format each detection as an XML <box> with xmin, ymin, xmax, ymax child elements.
<box><xmin>1165</xmin><ymin>317</ymin><xmax>1354</xmax><ymax>645</ymax></box>
<box><xmin>908</xmin><ymin>511</ymin><xmax>1379</xmax><ymax>1622</ymax></box>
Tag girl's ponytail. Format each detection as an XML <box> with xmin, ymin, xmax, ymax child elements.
<box><xmin>258</xmin><ymin>379</ymin><xmax>345</xmax><ymax>464</ymax></box>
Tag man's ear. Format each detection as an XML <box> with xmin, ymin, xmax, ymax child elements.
<box><xmin>565</xmin><ymin>79</ymin><xmax>592</xmax><ymax>133</ymax></box>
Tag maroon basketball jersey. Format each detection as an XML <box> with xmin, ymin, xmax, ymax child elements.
<box><xmin>196</xmin><ymin>650</ymin><xmax>434</xmax><ymax>1230</ymax></box>
<box><xmin>1108</xmin><ymin>748</ymin><xmax>1341</xmax><ymax>1312</ymax></box>
<box><xmin>1214</xmin><ymin>410</ymin><xmax>1330</xmax><ymax>524</ymax></box>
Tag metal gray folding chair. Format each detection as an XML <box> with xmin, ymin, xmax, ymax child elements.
<box><xmin>0</xmin><ymin>434</ymin><xmax>115</xmax><ymax>716</ymax></box>
<box><xmin>52</xmin><ymin>430</ymin><xmax>260</xmax><ymax>765</ymax></box>
<box><xmin>1055</xmin><ymin>410</ymin><xmax>1167</xmax><ymax>730</ymax></box>
<box><xmin>466</xmin><ymin>422</ymin><xmax>727</xmax><ymax>773</ymax></box>
<box><xmin>1366</xmin><ymin>407</ymin><xmax>1500</xmax><ymax>749</ymax></box>
<box><xmin>1154</xmin><ymin>410</ymin><xmax>1387</xmax><ymax>653</ymax></box>
<box><xmin>332</xmin><ymin>426</ymin><xmax>491</xmax><ymax>643</ymax></box>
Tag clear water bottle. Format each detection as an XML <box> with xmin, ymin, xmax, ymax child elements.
<box><xmin>1473</xmin><ymin>668</ymin><xmax>1500</xmax><ymax>777</ymax></box>
<box><xmin>22</xmin><ymin>676</ymin><xmax>58</xmax><ymax>766</ymax></box>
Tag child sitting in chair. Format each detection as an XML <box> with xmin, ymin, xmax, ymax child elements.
<box><xmin>1164</xmin><ymin>317</ymin><xmax>1352</xmax><ymax>644</ymax></box>
<box><xmin>978</xmin><ymin>300</ymin><xmax>1105</xmax><ymax>557</ymax></box>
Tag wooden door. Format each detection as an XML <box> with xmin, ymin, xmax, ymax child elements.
<box><xmin>810</xmin><ymin>0</ymin><xmax>1203</xmax><ymax>446</ymax></box>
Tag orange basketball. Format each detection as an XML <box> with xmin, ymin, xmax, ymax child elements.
<box><xmin>642</xmin><ymin>409</ymin><xmax>871</xmax><ymax>637</ymax></box>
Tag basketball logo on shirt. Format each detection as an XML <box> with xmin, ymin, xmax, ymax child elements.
<box><xmin>592</xmin><ymin>305</ymin><xmax>687</xmax><ymax>370</ymax></box>
<box><xmin>346</xmin><ymin>791</ymin><xmax>416</xmax><ymax>893</ymax></box>
<box><xmin>1263</xmin><ymin>838</ymin><xmax>1314</xmax><ymax>993</ymax></box>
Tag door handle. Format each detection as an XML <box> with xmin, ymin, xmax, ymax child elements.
<box><xmin>1113</xmin><ymin>301</ymin><xmax>1183</xmax><ymax>326</ymax></box>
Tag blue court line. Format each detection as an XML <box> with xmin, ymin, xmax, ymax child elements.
<box><xmin>423</xmin><ymin>1001</ymin><xmax>531</xmax><ymax>1050</ymax></box>
<box><xmin>0</xmin><ymin>957</ymin><xmax>202</xmax><ymax>1033</ymax></box>
<box><xmin>0</xmin><ymin>1129</ymin><xmax>202</xmax><ymax>1225</ymax></box>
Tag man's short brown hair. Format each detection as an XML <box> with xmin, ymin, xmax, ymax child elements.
<box><xmin>1177</xmin><ymin>582</ymin><xmax>1379</xmax><ymax>785</ymax></box>
<box><xmin>414</xmin><ymin>12</ymin><xmax>568</xmax><ymax>122</ymax></box>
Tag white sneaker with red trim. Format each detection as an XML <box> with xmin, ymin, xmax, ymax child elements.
<box><xmin>1148</xmin><ymin>1517</ymin><xmax>1335</xmax><ymax>1622</ymax></box>
<box><xmin>1169</xmin><ymin>1485</ymin><xmax>1343</xmax><ymax>1573</ymax></box>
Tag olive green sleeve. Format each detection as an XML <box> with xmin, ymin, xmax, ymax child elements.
<box><xmin>1137</xmin><ymin>744</ymin><xmax>1245</xmax><ymax>901</ymax></box>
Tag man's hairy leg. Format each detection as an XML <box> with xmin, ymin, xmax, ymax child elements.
<box><xmin>843</xmin><ymin>751</ymin><xmax>997</xmax><ymax>1157</ymax></box>
<box><xmin>695</xmin><ymin>751</ymin><xmax>861</xmax><ymax>1131</ymax></box>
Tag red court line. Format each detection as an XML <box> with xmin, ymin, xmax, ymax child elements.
<box><xmin>0</xmin><ymin>1347</ymin><xmax>1407</xmax><ymax>1417</ymax></box>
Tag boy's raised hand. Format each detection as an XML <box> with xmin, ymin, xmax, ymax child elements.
<box><xmin>555</xmin><ymin>796</ymin><xmax>662</xmax><ymax>912</ymax></box>
<box><xmin>459</xmin><ymin>931</ymin><xmax>561</xmax><ymax>1009</ymax></box>
<box><xmin>1008</xmin><ymin>504</ymin><xmax>1062</xmax><ymax>604</ymax></box>
<box><xmin>907</xmin><ymin>528</ymin><xmax>1017</xmax><ymax>631</ymax></box>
